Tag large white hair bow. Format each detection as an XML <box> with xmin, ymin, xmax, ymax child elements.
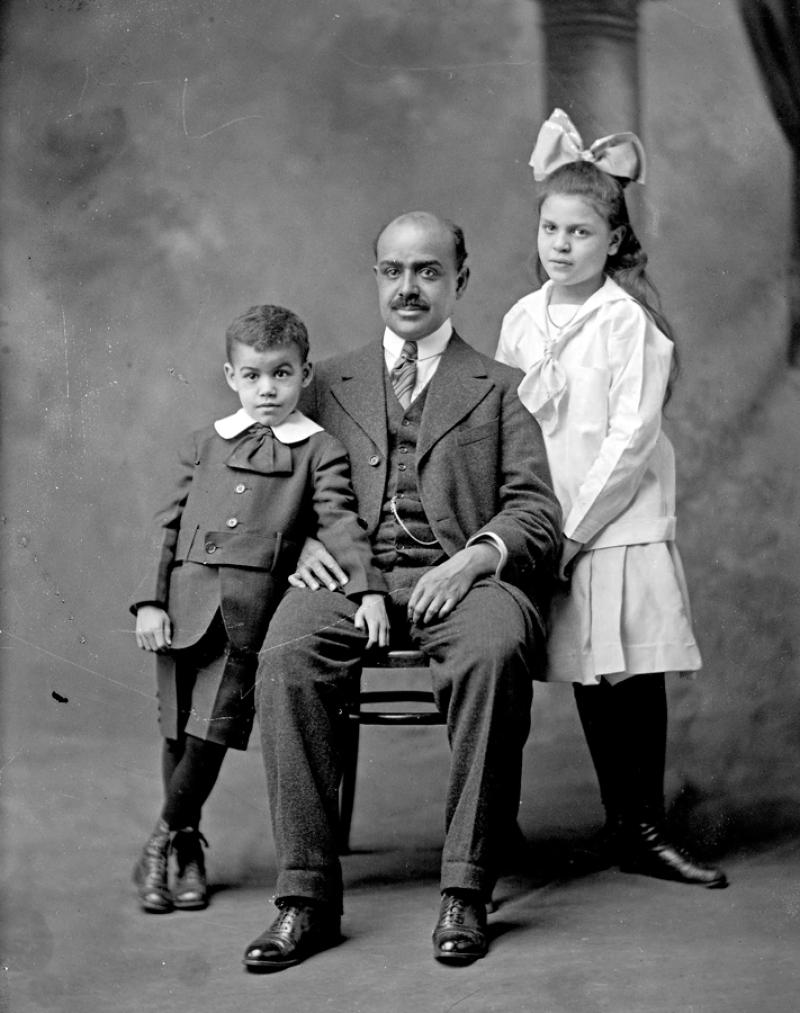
<box><xmin>530</xmin><ymin>108</ymin><xmax>646</xmax><ymax>184</ymax></box>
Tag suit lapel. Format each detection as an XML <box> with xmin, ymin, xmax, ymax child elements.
<box><xmin>417</xmin><ymin>333</ymin><xmax>492</xmax><ymax>462</ymax></box>
<box><xmin>328</xmin><ymin>343</ymin><xmax>389</xmax><ymax>455</ymax></box>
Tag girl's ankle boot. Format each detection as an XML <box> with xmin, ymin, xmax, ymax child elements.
<box><xmin>172</xmin><ymin>828</ymin><xmax>209</xmax><ymax>910</ymax></box>
<box><xmin>616</xmin><ymin>813</ymin><xmax>728</xmax><ymax>888</ymax></box>
<box><xmin>132</xmin><ymin>821</ymin><xmax>173</xmax><ymax>913</ymax></box>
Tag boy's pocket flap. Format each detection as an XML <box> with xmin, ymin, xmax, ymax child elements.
<box><xmin>181</xmin><ymin>530</ymin><xmax>300</xmax><ymax>572</ymax></box>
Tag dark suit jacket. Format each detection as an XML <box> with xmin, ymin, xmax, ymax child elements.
<box><xmin>301</xmin><ymin>332</ymin><xmax>561</xmax><ymax>613</ymax></box>
<box><xmin>133</xmin><ymin>423</ymin><xmax>387</xmax><ymax>651</ymax></box>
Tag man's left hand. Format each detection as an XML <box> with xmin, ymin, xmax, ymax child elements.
<box><xmin>407</xmin><ymin>543</ymin><xmax>499</xmax><ymax>625</ymax></box>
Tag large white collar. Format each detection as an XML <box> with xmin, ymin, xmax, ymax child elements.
<box><xmin>523</xmin><ymin>276</ymin><xmax>633</xmax><ymax>326</ymax></box>
<box><xmin>214</xmin><ymin>408</ymin><xmax>323</xmax><ymax>445</ymax></box>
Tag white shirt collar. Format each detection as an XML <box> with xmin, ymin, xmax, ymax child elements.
<box><xmin>382</xmin><ymin>319</ymin><xmax>453</xmax><ymax>362</ymax></box>
<box><xmin>214</xmin><ymin>408</ymin><xmax>323</xmax><ymax>445</ymax></box>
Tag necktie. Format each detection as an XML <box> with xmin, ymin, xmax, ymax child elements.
<box><xmin>391</xmin><ymin>341</ymin><xmax>418</xmax><ymax>408</ymax></box>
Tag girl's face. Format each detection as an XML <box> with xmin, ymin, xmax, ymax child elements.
<box><xmin>538</xmin><ymin>193</ymin><xmax>623</xmax><ymax>302</ymax></box>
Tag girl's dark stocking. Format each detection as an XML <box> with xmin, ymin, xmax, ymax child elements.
<box><xmin>573</xmin><ymin>673</ymin><xmax>666</xmax><ymax>822</ymax></box>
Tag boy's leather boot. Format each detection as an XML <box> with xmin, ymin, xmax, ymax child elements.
<box><xmin>171</xmin><ymin>828</ymin><xmax>209</xmax><ymax>910</ymax></box>
<box><xmin>132</xmin><ymin>820</ymin><xmax>173</xmax><ymax>913</ymax></box>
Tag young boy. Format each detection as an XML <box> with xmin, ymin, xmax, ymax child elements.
<box><xmin>131</xmin><ymin>304</ymin><xmax>388</xmax><ymax>913</ymax></box>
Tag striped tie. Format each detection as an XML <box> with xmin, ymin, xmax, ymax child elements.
<box><xmin>391</xmin><ymin>341</ymin><xmax>418</xmax><ymax>408</ymax></box>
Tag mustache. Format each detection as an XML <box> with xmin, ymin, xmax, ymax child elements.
<box><xmin>391</xmin><ymin>296</ymin><xmax>428</xmax><ymax>309</ymax></box>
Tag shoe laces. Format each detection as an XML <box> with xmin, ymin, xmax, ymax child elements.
<box><xmin>441</xmin><ymin>894</ymin><xmax>469</xmax><ymax>926</ymax></box>
<box><xmin>273</xmin><ymin>908</ymin><xmax>298</xmax><ymax>933</ymax></box>
<box><xmin>272</xmin><ymin>903</ymin><xmax>311</xmax><ymax>936</ymax></box>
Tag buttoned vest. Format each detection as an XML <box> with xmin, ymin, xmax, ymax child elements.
<box><xmin>372</xmin><ymin>372</ymin><xmax>447</xmax><ymax>570</ymax></box>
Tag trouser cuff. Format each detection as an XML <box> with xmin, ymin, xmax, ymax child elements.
<box><xmin>276</xmin><ymin>870</ymin><xmax>343</xmax><ymax>914</ymax></box>
<box><xmin>440</xmin><ymin>860</ymin><xmax>492</xmax><ymax>901</ymax></box>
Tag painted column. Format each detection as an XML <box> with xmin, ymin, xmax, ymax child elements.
<box><xmin>537</xmin><ymin>0</ymin><xmax>643</xmax><ymax>141</ymax></box>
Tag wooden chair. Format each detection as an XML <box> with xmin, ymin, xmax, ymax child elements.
<box><xmin>338</xmin><ymin>649</ymin><xmax>444</xmax><ymax>853</ymax></box>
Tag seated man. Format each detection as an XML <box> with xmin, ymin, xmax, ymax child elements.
<box><xmin>244</xmin><ymin>211</ymin><xmax>561</xmax><ymax>971</ymax></box>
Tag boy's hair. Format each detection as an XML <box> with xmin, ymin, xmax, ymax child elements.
<box><xmin>225</xmin><ymin>305</ymin><xmax>310</xmax><ymax>362</ymax></box>
<box><xmin>535</xmin><ymin>161</ymin><xmax>677</xmax><ymax>403</ymax></box>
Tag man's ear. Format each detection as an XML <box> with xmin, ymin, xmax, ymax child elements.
<box><xmin>301</xmin><ymin>360</ymin><xmax>314</xmax><ymax>387</ymax></box>
<box><xmin>456</xmin><ymin>266</ymin><xmax>470</xmax><ymax>298</ymax></box>
<box><xmin>223</xmin><ymin>362</ymin><xmax>237</xmax><ymax>391</ymax></box>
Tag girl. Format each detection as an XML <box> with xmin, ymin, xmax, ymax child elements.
<box><xmin>496</xmin><ymin>109</ymin><xmax>726</xmax><ymax>888</ymax></box>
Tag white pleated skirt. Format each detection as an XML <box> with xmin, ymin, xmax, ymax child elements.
<box><xmin>544</xmin><ymin>541</ymin><xmax>702</xmax><ymax>686</ymax></box>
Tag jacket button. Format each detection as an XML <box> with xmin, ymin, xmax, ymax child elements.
<box><xmin>205</xmin><ymin>543</ymin><xmax>217</xmax><ymax>553</ymax></box>
<box><xmin>226</xmin><ymin>517</ymin><xmax>238</xmax><ymax>528</ymax></box>
<box><xmin>234</xmin><ymin>483</ymin><xmax>246</xmax><ymax>494</ymax></box>
<box><xmin>368</xmin><ymin>455</ymin><xmax>380</xmax><ymax>467</ymax></box>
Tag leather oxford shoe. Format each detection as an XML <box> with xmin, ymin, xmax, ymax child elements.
<box><xmin>243</xmin><ymin>901</ymin><xmax>341</xmax><ymax>972</ymax></box>
<box><xmin>432</xmin><ymin>891</ymin><xmax>488</xmax><ymax>965</ymax></box>
<box><xmin>619</xmin><ymin>822</ymin><xmax>728</xmax><ymax>889</ymax></box>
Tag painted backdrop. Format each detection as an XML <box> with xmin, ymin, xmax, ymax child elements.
<box><xmin>2</xmin><ymin>0</ymin><xmax>798</xmax><ymax>867</ymax></box>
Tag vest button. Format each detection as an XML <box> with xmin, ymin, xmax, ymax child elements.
<box><xmin>226</xmin><ymin>517</ymin><xmax>238</xmax><ymax>528</ymax></box>
<box><xmin>234</xmin><ymin>483</ymin><xmax>246</xmax><ymax>494</ymax></box>
<box><xmin>205</xmin><ymin>542</ymin><xmax>217</xmax><ymax>553</ymax></box>
<box><xmin>398</xmin><ymin>463</ymin><xmax>407</xmax><ymax>471</ymax></box>
<box><xmin>399</xmin><ymin>446</ymin><xmax>408</xmax><ymax>454</ymax></box>
<box><xmin>368</xmin><ymin>455</ymin><xmax>380</xmax><ymax>467</ymax></box>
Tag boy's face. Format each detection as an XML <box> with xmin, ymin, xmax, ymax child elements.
<box><xmin>224</xmin><ymin>342</ymin><xmax>312</xmax><ymax>428</ymax></box>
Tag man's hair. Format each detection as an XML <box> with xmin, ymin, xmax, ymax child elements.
<box><xmin>225</xmin><ymin>304</ymin><xmax>309</xmax><ymax>362</ymax></box>
<box><xmin>373</xmin><ymin>213</ymin><xmax>468</xmax><ymax>273</ymax></box>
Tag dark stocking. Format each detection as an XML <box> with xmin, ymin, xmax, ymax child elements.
<box><xmin>160</xmin><ymin>734</ymin><xmax>227</xmax><ymax>830</ymax></box>
<box><xmin>573</xmin><ymin>673</ymin><xmax>667</xmax><ymax>823</ymax></box>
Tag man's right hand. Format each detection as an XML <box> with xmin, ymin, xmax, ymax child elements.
<box><xmin>288</xmin><ymin>537</ymin><xmax>349</xmax><ymax>591</ymax></box>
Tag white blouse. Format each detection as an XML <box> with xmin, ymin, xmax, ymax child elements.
<box><xmin>496</xmin><ymin>277</ymin><xmax>677</xmax><ymax>551</ymax></box>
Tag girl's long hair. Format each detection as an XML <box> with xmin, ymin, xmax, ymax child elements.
<box><xmin>535</xmin><ymin>161</ymin><xmax>677</xmax><ymax>403</ymax></box>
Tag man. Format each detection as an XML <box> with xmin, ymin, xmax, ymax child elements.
<box><xmin>243</xmin><ymin>211</ymin><xmax>561</xmax><ymax>971</ymax></box>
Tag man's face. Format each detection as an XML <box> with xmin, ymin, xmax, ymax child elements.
<box><xmin>373</xmin><ymin>215</ymin><xmax>468</xmax><ymax>342</ymax></box>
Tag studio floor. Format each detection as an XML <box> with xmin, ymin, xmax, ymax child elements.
<box><xmin>2</xmin><ymin>660</ymin><xmax>799</xmax><ymax>1013</ymax></box>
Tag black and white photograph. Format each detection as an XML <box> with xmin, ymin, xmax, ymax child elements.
<box><xmin>1</xmin><ymin>1</ymin><xmax>799</xmax><ymax>1010</ymax></box>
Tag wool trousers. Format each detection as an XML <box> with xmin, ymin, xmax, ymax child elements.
<box><xmin>256</xmin><ymin>571</ymin><xmax>543</xmax><ymax>911</ymax></box>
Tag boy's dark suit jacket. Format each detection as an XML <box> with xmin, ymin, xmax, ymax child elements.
<box><xmin>301</xmin><ymin>332</ymin><xmax>561</xmax><ymax>618</ymax></box>
<box><xmin>133</xmin><ymin>420</ymin><xmax>386</xmax><ymax>652</ymax></box>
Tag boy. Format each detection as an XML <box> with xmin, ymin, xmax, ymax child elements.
<box><xmin>131</xmin><ymin>305</ymin><xmax>388</xmax><ymax>913</ymax></box>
